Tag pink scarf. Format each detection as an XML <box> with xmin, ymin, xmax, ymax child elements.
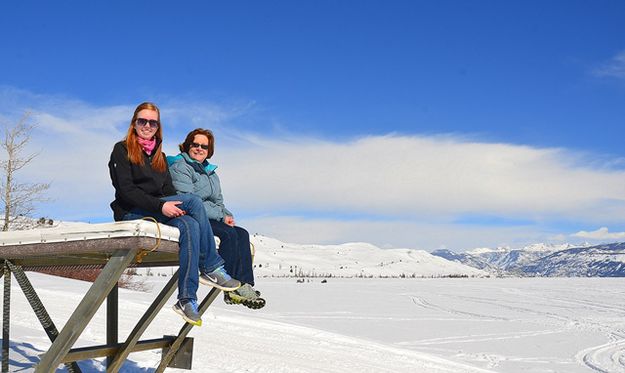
<box><xmin>137</xmin><ymin>137</ymin><xmax>156</xmax><ymax>155</ymax></box>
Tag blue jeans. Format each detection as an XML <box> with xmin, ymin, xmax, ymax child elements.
<box><xmin>122</xmin><ymin>194</ymin><xmax>224</xmax><ymax>301</ymax></box>
<box><xmin>210</xmin><ymin>219</ymin><xmax>254</xmax><ymax>286</ymax></box>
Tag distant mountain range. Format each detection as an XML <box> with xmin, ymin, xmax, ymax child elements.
<box><xmin>432</xmin><ymin>242</ymin><xmax>625</xmax><ymax>277</ymax></box>
<box><xmin>253</xmin><ymin>235</ymin><xmax>625</xmax><ymax>278</ymax></box>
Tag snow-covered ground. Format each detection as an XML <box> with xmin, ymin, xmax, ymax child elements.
<box><xmin>4</xmin><ymin>274</ymin><xmax>625</xmax><ymax>372</ymax></box>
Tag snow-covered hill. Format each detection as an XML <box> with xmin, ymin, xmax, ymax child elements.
<box><xmin>251</xmin><ymin>235</ymin><xmax>487</xmax><ymax>278</ymax></box>
<box><xmin>0</xmin><ymin>217</ymin><xmax>487</xmax><ymax>278</ymax></box>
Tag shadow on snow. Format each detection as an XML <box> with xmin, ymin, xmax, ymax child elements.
<box><xmin>0</xmin><ymin>339</ymin><xmax>156</xmax><ymax>372</ymax></box>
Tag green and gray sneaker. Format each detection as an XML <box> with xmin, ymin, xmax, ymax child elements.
<box><xmin>224</xmin><ymin>283</ymin><xmax>266</xmax><ymax>310</ymax></box>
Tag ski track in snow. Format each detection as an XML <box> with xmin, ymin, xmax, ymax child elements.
<box><xmin>577</xmin><ymin>336</ymin><xmax>625</xmax><ymax>373</ymax></box>
<box><xmin>4</xmin><ymin>274</ymin><xmax>494</xmax><ymax>373</ymax></box>
<box><xmin>490</xmin><ymin>285</ymin><xmax>625</xmax><ymax>372</ymax></box>
<box><xmin>179</xmin><ymin>315</ymin><xmax>495</xmax><ymax>373</ymax></box>
<box><xmin>5</xmin><ymin>275</ymin><xmax>625</xmax><ymax>372</ymax></box>
<box><xmin>398</xmin><ymin>280</ymin><xmax>625</xmax><ymax>372</ymax></box>
<box><xmin>409</xmin><ymin>295</ymin><xmax>510</xmax><ymax>321</ymax></box>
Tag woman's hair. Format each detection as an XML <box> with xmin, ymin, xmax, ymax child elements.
<box><xmin>179</xmin><ymin>128</ymin><xmax>215</xmax><ymax>159</ymax></box>
<box><xmin>125</xmin><ymin>102</ymin><xmax>167</xmax><ymax>172</ymax></box>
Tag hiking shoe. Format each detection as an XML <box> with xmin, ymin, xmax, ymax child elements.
<box><xmin>224</xmin><ymin>283</ymin><xmax>266</xmax><ymax>310</ymax></box>
<box><xmin>200</xmin><ymin>266</ymin><xmax>241</xmax><ymax>291</ymax></box>
<box><xmin>173</xmin><ymin>299</ymin><xmax>202</xmax><ymax>326</ymax></box>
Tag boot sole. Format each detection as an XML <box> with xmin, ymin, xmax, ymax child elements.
<box><xmin>226</xmin><ymin>293</ymin><xmax>266</xmax><ymax>310</ymax></box>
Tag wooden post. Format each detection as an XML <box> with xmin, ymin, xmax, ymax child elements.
<box><xmin>156</xmin><ymin>287</ymin><xmax>221</xmax><ymax>372</ymax></box>
<box><xmin>107</xmin><ymin>270</ymin><xmax>179</xmax><ymax>372</ymax></box>
<box><xmin>5</xmin><ymin>262</ymin><xmax>81</xmax><ymax>373</ymax></box>
<box><xmin>34</xmin><ymin>249</ymin><xmax>137</xmax><ymax>373</ymax></box>
<box><xmin>2</xmin><ymin>263</ymin><xmax>10</xmax><ymax>373</ymax></box>
<box><xmin>106</xmin><ymin>284</ymin><xmax>118</xmax><ymax>369</ymax></box>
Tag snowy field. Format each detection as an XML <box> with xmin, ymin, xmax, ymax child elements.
<box><xmin>4</xmin><ymin>274</ymin><xmax>625</xmax><ymax>372</ymax></box>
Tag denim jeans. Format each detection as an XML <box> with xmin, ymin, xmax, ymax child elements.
<box><xmin>123</xmin><ymin>194</ymin><xmax>224</xmax><ymax>301</ymax></box>
<box><xmin>210</xmin><ymin>219</ymin><xmax>254</xmax><ymax>286</ymax></box>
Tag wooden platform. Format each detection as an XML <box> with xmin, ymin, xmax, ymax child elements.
<box><xmin>0</xmin><ymin>220</ymin><xmax>217</xmax><ymax>373</ymax></box>
<box><xmin>0</xmin><ymin>220</ymin><xmax>181</xmax><ymax>269</ymax></box>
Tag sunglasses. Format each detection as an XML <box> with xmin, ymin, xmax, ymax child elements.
<box><xmin>135</xmin><ymin>118</ymin><xmax>160</xmax><ymax>129</ymax></box>
<box><xmin>190</xmin><ymin>142</ymin><xmax>209</xmax><ymax>150</ymax></box>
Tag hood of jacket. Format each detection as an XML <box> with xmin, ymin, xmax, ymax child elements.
<box><xmin>167</xmin><ymin>153</ymin><xmax>218</xmax><ymax>174</ymax></box>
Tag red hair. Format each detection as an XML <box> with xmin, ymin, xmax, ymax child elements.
<box><xmin>125</xmin><ymin>102</ymin><xmax>167</xmax><ymax>172</ymax></box>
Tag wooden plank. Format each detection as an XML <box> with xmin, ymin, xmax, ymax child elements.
<box><xmin>12</xmin><ymin>251</ymin><xmax>179</xmax><ymax>269</ymax></box>
<box><xmin>0</xmin><ymin>237</ymin><xmax>179</xmax><ymax>260</ymax></box>
<box><xmin>61</xmin><ymin>337</ymin><xmax>176</xmax><ymax>363</ymax></box>
<box><xmin>34</xmin><ymin>249</ymin><xmax>137</xmax><ymax>373</ymax></box>
<box><xmin>106</xmin><ymin>270</ymin><xmax>179</xmax><ymax>372</ymax></box>
<box><xmin>156</xmin><ymin>287</ymin><xmax>222</xmax><ymax>372</ymax></box>
<box><xmin>2</xmin><ymin>264</ymin><xmax>10</xmax><ymax>373</ymax></box>
<box><xmin>106</xmin><ymin>285</ymin><xmax>118</xmax><ymax>369</ymax></box>
<box><xmin>6</xmin><ymin>262</ymin><xmax>81</xmax><ymax>373</ymax></box>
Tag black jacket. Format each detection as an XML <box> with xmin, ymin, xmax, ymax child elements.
<box><xmin>108</xmin><ymin>140</ymin><xmax>176</xmax><ymax>221</ymax></box>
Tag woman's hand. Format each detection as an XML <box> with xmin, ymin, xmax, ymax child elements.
<box><xmin>224</xmin><ymin>215</ymin><xmax>235</xmax><ymax>227</ymax></box>
<box><xmin>162</xmin><ymin>201</ymin><xmax>185</xmax><ymax>218</ymax></box>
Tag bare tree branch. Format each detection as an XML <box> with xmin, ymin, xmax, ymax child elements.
<box><xmin>0</xmin><ymin>113</ymin><xmax>51</xmax><ymax>231</ymax></box>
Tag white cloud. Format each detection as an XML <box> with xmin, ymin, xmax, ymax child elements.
<box><xmin>217</xmin><ymin>134</ymin><xmax>625</xmax><ymax>223</ymax></box>
<box><xmin>0</xmin><ymin>91</ymin><xmax>129</xmax><ymax>220</ymax></box>
<box><xmin>0</xmin><ymin>88</ymin><xmax>237</xmax><ymax>221</ymax></box>
<box><xmin>2</xmin><ymin>88</ymin><xmax>625</xmax><ymax>248</ymax></box>
<box><xmin>593</xmin><ymin>51</ymin><xmax>625</xmax><ymax>79</ymax></box>
<box><xmin>241</xmin><ymin>215</ymin><xmax>553</xmax><ymax>251</ymax></box>
<box><xmin>572</xmin><ymin>227</ymin><xmax>625</xmax><ymax>241</ymax></box>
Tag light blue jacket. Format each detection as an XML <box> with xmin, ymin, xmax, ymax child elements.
<box><xmin>167</xmin><ymin>153</ymin><xmax>233</xmax><ymax>221</ymax></box>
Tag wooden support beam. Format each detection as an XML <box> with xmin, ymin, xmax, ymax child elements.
<box><xmin>2</xmin><ymin>263</ymin><xmax>10</xmax><ymax>373</ymax></box>
<box><xmin>106</xmin><ymin>284</ymin><xmax>118</xmax><ymax>369</ymax></box>
<box><xmin>34</xmin><ymin>249</ymin><xmax>137</xmax><ymax>373</ymax></box>
<box><xmin>62</xmin><ymin>337</ymin><xmax>176</xmax><ymax>363</ymax></box>
<box><xmin>156</xmin><ymin>287</ymin><xmax>221</xmax><ymax>372</ymax></box>
<box><xmin>106</xmin><ymin>270</ymin><xmax>179</xmax><ymax>372</ymax></box>
<box><xmin>13</xmin><ymin>252</ymin><xmax>179</xmax><ymax>270</ymax></box>
<box><xmin>5</xmin><ymin>262</ymin><xmax>82</xmax><ymax>373</ymax></box>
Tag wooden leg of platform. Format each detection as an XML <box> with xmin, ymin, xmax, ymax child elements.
<box><xmin>34</xmin><ymin>249</ymin><xmax>137</xmax><ymax>373</ymax></box>
<box><xmin>106</xmin><ymin>270</ymin><xmax>179</xmax><ymax>372</ymax></box>
<box><xmin>106</xmin><ymin>284</ymin><xmax>118</xmax><ymax>369</ymax></box>
<box><xmin>155</xmin><ymin>287</ymin><xmax>222</xmax><ymax>373</ymax></box>
<box><xmin>5</xmin><ymin>262</ymin><xmax>82</xmax><ymax>373</ymax></box>
<box><xmin>2</xmin><ymin>263</ymin><xmax>10</xmax><ymax>373</ymax></box>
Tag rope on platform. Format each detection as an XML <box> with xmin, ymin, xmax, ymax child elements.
<box><xmin>135</xmin><ymin>217</ymin><xmax>162</xmax><ymax>264</ymax></box>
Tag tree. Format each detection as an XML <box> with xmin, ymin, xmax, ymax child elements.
<box><xmin>0</xmin><ymin>113</ymin><xmax>50</xmax><ymax>231</ymax></box>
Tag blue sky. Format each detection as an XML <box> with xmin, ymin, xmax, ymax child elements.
<box><xmin>1</xmin><ymin>1</ymin><xmax>624</xmax><ymax>250</ymax></box>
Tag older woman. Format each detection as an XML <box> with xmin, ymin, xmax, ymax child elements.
<box><xmin>168</xmin><ymin>128</ymin><xmax>265</xmax><ymax>309</ymax></box>
<box><xmin>108</xmin><ymin>103</ymin><xmax>241</xmax><ymax>326</ymax></box>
